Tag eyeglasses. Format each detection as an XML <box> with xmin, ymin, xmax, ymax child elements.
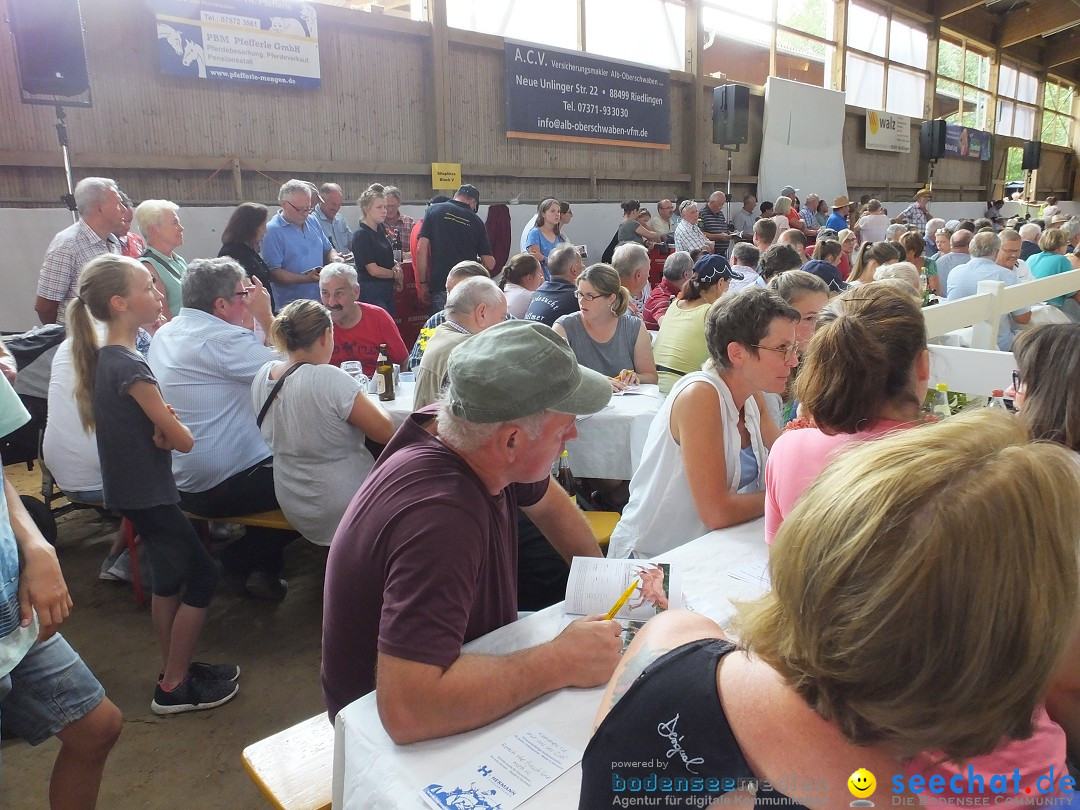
<box><xmin>574</xmin><ymin>290</ymin><xmax>608</xmax><ymax>301</ymax></box>
<box><xmin>1012</xmin><ymin>370</ymin><xmax>1023</xmax><ymax>391</ymax></box>
<box><xmin>283</xmin><ymin>199</ymin><xmax>314</xmax><ymax>215</ymax></box>
<box><xmin>751</xmin><ymin>343</ymin><xmax>798</xmax><ymax>361</ymax></box>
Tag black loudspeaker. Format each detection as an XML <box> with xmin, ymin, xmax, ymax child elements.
<box><xmin>8</xmin><ymin>0</ymin><xmax>90</xmax><ymax>97</ymax></box>
<box><xmin>1022</xmin><ymin>140</ymin><xmax>1042</xmax><ymax>171</ymax></box>
<box><xmin>713</xmin><ymin>84</ymin><xmax>750</xmax><ymax>145</ymax></box>
<box><xmin>920</xmin><ymin>120</ymin><xmax>947</xmax><ymax>161</ymax></box>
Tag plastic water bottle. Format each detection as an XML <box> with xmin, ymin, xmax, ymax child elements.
<box><xmin>987</xmin><ymin>389</ymin><xmax>1008</xmax><ymax>411</ymax></box>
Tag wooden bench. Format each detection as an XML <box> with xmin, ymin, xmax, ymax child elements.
<box><xmin>184</xmin><ymin>508</ymin><xmax>294</xmax><ymax>534</ymax></box>
<box><xmin>242</xmin><ymin>714</ymin><xmax>333</xmax><ymax>810</ymax></box>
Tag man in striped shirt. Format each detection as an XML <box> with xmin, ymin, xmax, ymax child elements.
<box><xmin>698</xmin><ymin>191</ymin><xmax>731</xmax><ymax>253</ymax></box>
<box><xmin>34</xmin><ymin>177</ymin><xmax>124</xmax><ymax>325</ymax></box>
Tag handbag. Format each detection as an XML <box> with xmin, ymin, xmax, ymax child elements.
<box><xmin>256</xmin><ymin>362</ymin><xmax>309</xmax><ymax>428</ymax></box>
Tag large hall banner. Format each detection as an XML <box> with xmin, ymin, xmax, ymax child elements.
<box><xmin>504</xmin><ymin>41</ymin><xmax>671</xmax><ymax>150</ymax></box>
<box><xmin>944</xmin><ymin>123</ymin><xmax>992</xmax><ymax>161</ymax></box>
<box><xmin>152</xmin><ymin>0</ymin><xmax>320</xmax><ymax>88</ymax></box>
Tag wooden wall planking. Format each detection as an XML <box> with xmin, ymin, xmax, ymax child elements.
<box><xmin>0</xmin><ymin>0</ymin><xmax>1073</xmax><ymax>207</ymax></box>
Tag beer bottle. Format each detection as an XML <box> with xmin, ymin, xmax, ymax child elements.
<box><xmin>556</xmin><ymin>450</ymin><xmax>575</xmax><ymax>503</ymax></box>
<box><xmin>376</xmin><ymin>343</ymin><xmax>395</xmax><ymax>401</ymax></box>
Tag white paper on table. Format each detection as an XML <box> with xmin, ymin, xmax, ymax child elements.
<box><xmin>419</xmin><ymin>725</ymin><xmax>581</xmax><ymax>810</ymax></box>
<box><xmin>684</xmin><ymin>593</ymin><xmax>737</xmax><ymax>629</ymax></box>
<box><xmin>564</xmin><ymin>557</ymin><xmax>682</xmax><ymax>620</ymax></box>
<box><xmin>611</xmin><ymin>383</ymin><xmax>660</xmax><ymax>398</ymax></box>
<box><xmin>725</xmin><ymin>560</ymin><xmax>770</xmax><ymax>587</ymax></box>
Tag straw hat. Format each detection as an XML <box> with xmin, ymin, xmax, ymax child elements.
<box><xmin>831</xmin><ymin>195</ymin><xmax>851</xmax><ymax>209</ymax></box>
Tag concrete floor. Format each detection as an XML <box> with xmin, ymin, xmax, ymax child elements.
<box><xmin>3</xmin><ymin>463</ymin><xmax>330</xmax><ymax>809</ymax></box>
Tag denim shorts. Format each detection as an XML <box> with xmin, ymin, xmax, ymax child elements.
<box><xmin>0</xmin><ymin>633</ymin><xmax>105</xmax><ymax>746</ymax></box>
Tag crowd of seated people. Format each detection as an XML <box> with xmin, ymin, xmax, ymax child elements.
<box><xmin>19</xmin><ymin>173</ymin><xmax>1080</xmax><ymax>808</ymax></box>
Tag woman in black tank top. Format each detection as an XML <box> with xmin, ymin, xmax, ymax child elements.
<box><xmin>581</xmin><ymin>410</ymin><xmax>1080</xmax><ymax>808</ymax></box>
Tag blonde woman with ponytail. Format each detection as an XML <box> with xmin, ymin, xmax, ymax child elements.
<box><xmin>251</xmin><ymin>299</ymin><xmax>393</xmax><ymax>547</ymax></box>
<box><xmin>552</xmin><ymin>262</ymin><xmax>657</xmax><ymax>391</ymax></box>
<box><xmin>764</xmin><ymin>282</ymin><xmax>930</xmax><ymax>544</ymax></box>
<box><xmin>71</xmin><ymin>254</ymin><xmax>239</xmax><ymax>715</ymax></box>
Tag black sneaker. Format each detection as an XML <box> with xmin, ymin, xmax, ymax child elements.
<box><xmin>188</xmin><ymin>661</ymin><xmax>240</xmax><ymax>682</ymax></box>
<box><xmin>151</xmin><ymin>676</ymin><xmax>239</xmax><ymax>716</ymax></box>
<box><xmin>157</xmin><ymin>662</ymin><xmax>241</xmax><ymax>683</ymax></box>
<box><xmin>245</xmin><ymin>571</ymin><xmax>288</xmax><ymax>602</ymax></box>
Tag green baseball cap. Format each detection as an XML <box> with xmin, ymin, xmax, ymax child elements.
<box><xmin>446</xmin><ymin>320</ymin><xmax>612</xmax><ymax>423</ymax></box>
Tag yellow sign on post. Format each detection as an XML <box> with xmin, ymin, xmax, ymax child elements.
<box><xmin>431</xmin><ymin>162</ymin><xmax>462</xmax><ymax>190</ymax></box>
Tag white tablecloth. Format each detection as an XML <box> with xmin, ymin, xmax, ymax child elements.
<box><xmin>365</xmin><ymin>380</ymin><xmax>416</xmax><ymax>428</ymax></box>
<box><xmin>366</xmin><ymin>382</ymin><xmax>663</xmax><ymax>481</ymax></box>
<box><xmin>332</xmin><ymin>518</ymin><xmax>770</xmax><ymax>809</ymax></box>
<box><xmin>566</xmin><ymin>386</ymin><xmax>662</xmax><ymax>480</ymax></box>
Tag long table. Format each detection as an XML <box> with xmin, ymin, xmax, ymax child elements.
<box><xmin>332</xmin><ymin>517</ymin><xmax>770</xmax><ymax>809</ymax></box>
<box><xmin>367</xmin><ymin>382</ymin><xmax>663</xmax><ymax>482</ymax></box>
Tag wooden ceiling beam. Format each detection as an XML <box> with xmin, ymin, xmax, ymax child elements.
<box><xmin>1044</xmin><ymin>31</ymin><xmax>1080</xmax><ymax>67</ymax></box>
<box><xmin>998</xmin><ymin>0</ymin><xmax>1080</xmax><ymax>48</ymax></box>
<box><xmin>933</xmin><ymin>0</ymin><xmax>988</xmax><ymax>20</ymax></box>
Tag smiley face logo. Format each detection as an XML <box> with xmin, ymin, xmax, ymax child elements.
<box><xmin>848</xmin><ymin>768</ymin><xmax>877</xmax><ymax>799</ymax></box>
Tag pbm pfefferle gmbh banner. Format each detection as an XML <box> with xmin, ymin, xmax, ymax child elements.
<box><xmin>153</xmin><ymin>0</ymin><xmax>320</xmax><ymax>88</ymax></box>
<box><xmin>865</xmin><ymin>110</ymin><xmax>910</xmax><ymax>153</ymax></box>
<box><xmin>505</xmin><ymin>41</ymin><xmax>670</xmax><ymax>150</ymax></box>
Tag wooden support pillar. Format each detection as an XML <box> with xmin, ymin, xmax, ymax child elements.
<box><xmin>686</xmin><ymin>0</ymin><xmax>704</xmax><ymax>201</ymax></box>
<box><xmin>232</xmin><ymin>158</ymin><xmax>242</xmax><ymax>202</ymax></box>
<box><xmin>428</xmin><ymin>0</ymin><xmax>451</xmax><ymax>171</ymax></box>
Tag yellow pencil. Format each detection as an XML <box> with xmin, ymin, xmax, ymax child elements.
<box><xmin>604</xmin><ymin>579</ymin><xmax>640</xmax><ymax>620</ymax></box>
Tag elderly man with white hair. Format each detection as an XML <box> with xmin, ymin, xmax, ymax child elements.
<box><xmin>413</xmin><ymin>276</ymin><xmax>508</xmax><ymax>410</ymax></box>
<box><xmin>699</xmin><ymin>191</ymin><xmax>732</xmax><ymax>252</ymax></box>
<box><xmin>322</xmin><ymin>319</ymin><xmax>618</xmax><ymax>738</ymax></box>
<box><xmin>34</xmin><ymin>176</ymin><xmax>125</xmax><ymax>324</ymax></box>
<box><xmin>261</xmin><ymin>178</ymin><xmax>340</xmax><ymax>310</ymax></box>
<box><xmin>674</xmin><ymin>200</ymin><xmax>712</xmax><ymax>255</ymax></box>
<box><xmin>319</xmin><ymin>262</ymin><xmax>407</xmax><ymax>376</ymax></box>
<box><xmin>946</xmin><ymin>231</ymin><xmax>1031</xmax><ymax>350</ymax></box>
<box><xmin>136</xmin><ymin>199</ymin><xmax>187</xmax><ymax>319</ymax></box>
<box><xmin>644</xmin><ymin>251</ymin><xmax>693</xmax><ymax>329</ymax></box>
<box><xmin>1061</xmin><ymin>217</ymin><xmax>1080</xmax><ymax>263</ymax></box>
<box><xmin>923</xmin><ymin>217</ymin><xmax>945</xmax><ymax>257</ymax></box>
<box><xmin>1019</xmin><ymin>222</ymin><xmax>1042</xmax><ymax>262</ymax></box>
<box><xmin>612</xmin><ymin>241</ymin><xmax>651</xmax><ymax>315</ymax></box>
<box><xmin>314</xmin><ymin>182</ymin><xmax>353</xmax><ymax>260</ymax></box>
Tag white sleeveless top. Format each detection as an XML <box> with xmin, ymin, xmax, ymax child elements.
<box><xmin>607</xmin><ymin>369</ymin><xmax>768</xmax><ymax>559</ymax></box>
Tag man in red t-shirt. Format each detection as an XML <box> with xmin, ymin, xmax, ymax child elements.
<box><xmin>644</xmin><ymin>251</ymin><xmax>693</xmax><ymax>329</ymax></box>
<box><xmin>320</xmin><ymin>263</ymin><xmax>408</xmax><ymax>376</ymax></box>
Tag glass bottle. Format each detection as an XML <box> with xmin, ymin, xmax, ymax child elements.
<box><xmin>376</xmin><ymin>343</ymin><xmax>395</xmax><ymax>402</ymax></box>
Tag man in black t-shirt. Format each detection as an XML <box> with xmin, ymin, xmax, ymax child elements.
<box><xmin>415</xmin><ymin>184</ymin><xmax>496</xmax><ymax>313</ymax></box>
<box><xmin>523</xmin><ymin>243</ymin><xmax>584</xmax><ymax>327</ymax></box>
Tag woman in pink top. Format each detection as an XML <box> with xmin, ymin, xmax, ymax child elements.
<box><xmin>767</xmin><ymin>308</ymin><xmax>1075</xmax><ymax>798</ymax></box>
<box><xmin>1009</xmin><ymin>324</ymin><xmax>1080</xmax><ymax>769</ymax></box>
<box><xmin>765</xmin><ymin>283</ymin><xmax>929</xmax><ymax>544</ymax></box>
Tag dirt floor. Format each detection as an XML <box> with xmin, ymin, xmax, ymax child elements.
<box><xmin>3</xmin><ymin>463</ymin><xmax>330</xmax><ymax>809</ymax></box>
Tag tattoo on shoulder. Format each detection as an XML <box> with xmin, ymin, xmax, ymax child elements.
<box><xmin>607</xmin><ymin>637</ymin><xmax>676</xmax><ymax>709</ymax></box>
